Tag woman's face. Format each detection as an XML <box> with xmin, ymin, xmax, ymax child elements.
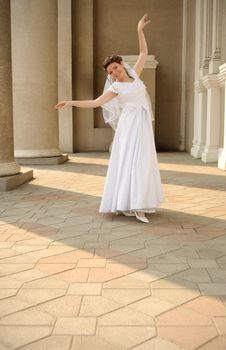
<box><xmin>106</xmin><ymin>62</ymin><xmax>125</xmax><ymax>81</ymax></box>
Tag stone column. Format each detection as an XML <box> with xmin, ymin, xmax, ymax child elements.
<box><xmin>209</xmin><ymin>0</ymin><xmax>221</xmax><ymax>74</ymax></box>
<box><xmin>11</xmin><ymin>0</ymin><xmax>68</xmax><ymax>165</ymax></box>
<box><xmin>72</xmin><ymin>0</ymin><xmax>95</xmax><ymax>152</ymax></box>
<box><xmin>179</xmin><ymin>0</ymin><xmax>187</xmax><ymax>151</ymax></box>
<box><xmin>0</xmin><ymin>0</ymin><xmax>33</xmax><ymax>191</ymax></box>
<box><xmin>58</xmin><ymin>0</ymin><xmax>73</xmax><ymax>153</ymax></box>
<box><xmin>191</xmin><ymin>82</ymin><xmax>207</xmax><ymax>158</ymax></box>
<box><xmin>201</xmin><ymin>75</ymin><xmax>221</xmax><ymax>162</ymax></box>
<box><xmin>218</xmin><ymin>63</ymin><xmax>226</xmax><ymax>170</ymax></box>
<box><xmin>201</xmin><ymin>0</ymin><xmax>213</xmax><ymax>75</ymax></box>
<box><xmin>191</xmin><ymin>0</ymin><xmax>205</xmax><ymax>157</ymax></box>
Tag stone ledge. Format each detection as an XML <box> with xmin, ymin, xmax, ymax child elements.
<box><xmin>16</xmin><ymin>153</ymin><xmax>68</xmax><ymax>165</ymax></box>
<box><xmin>0</xmin><ymin>170</ymin><xmax>34</xmax><ymax>191</ymax></box>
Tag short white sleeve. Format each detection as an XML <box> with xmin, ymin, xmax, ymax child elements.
<box><xmin>107</xmin><ymin>82</ymin><xmax>118</xmax><ymax>94</ymax></box>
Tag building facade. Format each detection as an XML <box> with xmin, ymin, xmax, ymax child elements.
<box><xmin>0</xmin><ymin>0</ymin><xmax>226</xmax><ymax>190</ymax></box>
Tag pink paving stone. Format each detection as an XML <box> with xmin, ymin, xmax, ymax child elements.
<box><xmin>77</xmin><ymin>258</ymin><xmax>106</xmax><ymax>268</ymax></box>
<box><xmin>88</xmin><ymin>267</ymin><xmax>127</xmax><ymax>283</ymax></box>
<box><xmin>213</xmin><ymin>317</ymin><xmax>226</xmax><ymax>334</ymax></box>
<box><xmin>21</xmin><ymin>223</ymin><xmax>58</xmax><ymax>234</ymax></box>
<box><xmin>142</xmin><ymin>225</ymin><xmax>181</xmax><ymax>237</ymax></box>
<box><xmin>35</xmin><ymin>263</ymin><xmax>76</xmax><ymax>275</ymax></box>
<box><xmin>183</xmin><ymin>296</ymin><xmax>226</xmax><ymax>316</ymax></box>
<box><xmin>0</xmin><ymin>325</ymin><xmax>52</xmax><ymax>348</ymax></box>
<box><xmin>7</xmin><ymin>233</ymin><xmax>35</xmax><ymax>242</ymax></box>
<box><xmin>0</xmin><ymin>223</ymin><xmax>24</xmax><ymax>232</ymax></box>
<box><xmin>156</xmin><ymin>305</ymin><xmax>213</xmax><ymax>326</ymax></box>
<box><xmin>38</xmin><ymin>251</ymin><xmax>80</xmax><ymax>264</ymax></box>
<box><xmin>0</xmin><ymin>233</ymin><xmax>14</xmax><ymax>241</ymax></box>
<box><xmin>196</xmin><ymin>335</ymin><xmax>226</xmax><ymax>350</ymax></box>
<box><xmin>37</xmin><ymin>249</ymin><xmax>95</xmax><ymax>264</ymax></box>
<box><xmin>97</xmin><ymin>325</ymin><xmax>156</xmax><ymax>348</ymax></box>
<box><xmin>62</xmin><ymin>248</ymin><xmax>95</xmax><ymax>259</ymax></box>
<box><xmin>0</xmin><ymin>236</ymin><xmax>11</xmax><ymax>245</ymax></box>
<box><xmin>22</xmin><ymin>194</ymin><xmax>80</xmax><ymax>202</ymax></box>
<box><xmin>94</xmin><ymin>248</ymin><xmax>124</xmax><ymax>259</ymax></box>
<box><xmin>73</xmin><ymin>207</ymin><xmax>99</xmax><ymax>216</ymax></box>
<box><xmin>181</xmin><ymin>222</ymin><xmax>203</xmax><ymax>229</ymax></box>
<box><xmin>166</xmin><ymin>232</ymin><xmax>209</xmax><ymax>242</ymax></box>
<box><xmin>197</xmin><ymin>231</ymin><xmax>226</xmax><ymax>239</ymax></box>
<box><xmin>54</xmin><ymin>268</ymin><xmax>90</xmax><ymax>282</ymax></box>
<box><xmin>158</xmin><ymin>326</ymin><xmax>218</xmax><ymax>350</ymax></box>
<box><xmin>2</xmin><ymin>227</ymin><xmax>27</xmax><ymax>234</ymax></box>
<box><xmin>107</xmin><ymin>254</ymin><xmax>147</xmax><ymax>265</ymax></box>
<box><xmin>70</xmin><ymin>335</ymin><xmax>125</xmax><ymax>350</ymax></box>
<box><xmin>196</xmin><ymin>226</ymin><xmax>226</xmax><ymax>235</ymax></box>
<box><xmin>105</xmin><ymin>263</ymin><xmax>146</xmax><ymax>275</ymax></box>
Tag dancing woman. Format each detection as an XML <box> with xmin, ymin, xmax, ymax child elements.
<box><xmin>56</xmin><ymin>14</ymin><xmax>164</xmax><ymax>223</ymax></box>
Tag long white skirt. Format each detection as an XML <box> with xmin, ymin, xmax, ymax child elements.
<box><xmin>99</xmin><ymin>105</ymin><xmax>164</xmax><ymax>213</ymax></box>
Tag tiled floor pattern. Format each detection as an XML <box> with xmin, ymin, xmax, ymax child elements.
<box><xmin>0</xmin><ymin>152</ymin><xmax>226</xmax><ymax>349</ymax></box>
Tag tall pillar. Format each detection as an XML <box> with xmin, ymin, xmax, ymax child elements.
<box><xmin>191</xmin><ymin>82</ymin><xmax>207</xmax><ymax>157</ymax></box>
<box><xmin>58</xmin><ymin>0</ymin><xmax>73</xmax><ymax>152</ymax></box>
<box><xmin>218</xmin><ymin>63</ymin><xmax>226</xmax><ymax>170</ymax></box>
<box><xmin>179</xmin><ymin>0</ymin><xmax>187</xmax><ymax>151</ymax></box>
<box><xmin>209</xmin><ymin>0</ymin><xmax>221</xmax><ymax>74</ymax></box>
<box><xmin>201</xmin><ymin>0</ymin><xmax>213</xmax><ymax>75</ymax></box>
<box><xmin>201</xmin><ymin>76</ymin><xmax>221</xmax><ymax>162</ymax></box>
<box><xmin>11</xmin><ymin>0</ymin><xmax>68</xmax><ymax>164</ymax></box>
<box><xmin>191</xmin><ymin>0</ymin><xmax>204</xmax><ymax>157</ymax></box>
<box><xmin>0</xmin><ymin>0</ymin><xmax>33</xmax><ymax>191</ymax></box>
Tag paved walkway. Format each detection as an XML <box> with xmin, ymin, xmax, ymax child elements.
<box><xmin>0</xmin><ymin>152</ymin><xmax>226</xmax><ymax>350</ymax></box>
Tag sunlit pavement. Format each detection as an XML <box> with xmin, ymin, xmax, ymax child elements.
<box><xmin>0</xmin><ymin>152</ymin><xmax>226</xmax><ymax>350</ymax></box>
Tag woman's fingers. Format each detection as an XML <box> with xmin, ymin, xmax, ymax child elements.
<box><xmin>143</xmin><ymin>19</ymin><xmax>151</xmax><ymax>27</ymax></box>
<box><xmin>55</xmin><ymin>102</ymin><xmax>66</xmax><ymax>109</ymax></box>
<box><xmin>143</xmin><ymin>14</ymin><xmax>150</xmax><ymax>24</ymax></box>
<box><xmin>138</xmin><ymin>14</ymin><xmax>150</xmax><ymax>30</ymax></box>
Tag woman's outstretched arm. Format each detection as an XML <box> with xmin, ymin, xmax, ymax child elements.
<box><xmin>133</xmin><ymin>14</ymin><xmax>151</xmax><ymax>76</ymax></box>
<box><xmin>55</xmin><ymin>91</ymin><xmax>117</xmax><ymax>110</ymax></box>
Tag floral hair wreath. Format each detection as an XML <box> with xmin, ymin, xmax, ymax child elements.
<box><xmin>103</xmin><ymin>55</ymin><xmax>123</xmax><ymax>70</ymax></box>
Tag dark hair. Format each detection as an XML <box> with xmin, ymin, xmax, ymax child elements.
<box><xmin>103</xmin><ymin>55</ymin><xmax>122</xmax><ymax>70</ymax></box>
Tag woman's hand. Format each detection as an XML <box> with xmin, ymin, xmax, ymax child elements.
<box><xmin>137</xmin><ymin>14</ymin><xmax>150</xmax><ymax>32</ymax></box>
<box><xmin>55</xmin><ymin>101</ymin><xmax>73</xmax><ymax>109</ymax></box>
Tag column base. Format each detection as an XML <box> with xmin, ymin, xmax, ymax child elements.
<box><xmin>190</xmin><ymin>143</ymin><xmax>205</xmax><ymax>158</ymax></box>
<box><xmin>0</xmin><ymin>169</ymin><xmax>33</xmax><ymax>191</ymax></box>
<box><xmin>201</xmin><ymin>147</ymin><xmax>219</xmax><ymax>163</ymax></box>
<box><xmin>179</xmin><ymin>145</ymin><xmax>185</xmax><ymax>151</ymax></box>
<box><xmin>218</xmin><ymin>148</ymin><xmax>226</xmax><ymax>171</ymax></box>
<box><xmin>0</xmin><ymin>161</ymin><xmax>20</xmax><ymax>177</ymax></box>
<box><xmin>16</xmin><ymin>154</ymin><xmax>68</xmax><ymax>165</ymax></box>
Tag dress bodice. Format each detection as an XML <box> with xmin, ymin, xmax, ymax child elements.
<box><xmin>102</xmin><ymin>70</ymin><xmax>154</xmax><ymax>130</ymax></box>
<box><xmin>108</xmin><ymin>77</ymin><xmax>150</xmax><ymax>110</ymax></box>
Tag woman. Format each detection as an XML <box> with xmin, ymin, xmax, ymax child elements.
<box><xmin>56</xmin><ymin>14</ymin><xmax>164</xmax><ymax>223</ymax></box>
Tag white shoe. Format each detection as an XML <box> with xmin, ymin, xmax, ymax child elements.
<box><xmin>122</xmin><ymin>211</ymin><xmax>135</xmax><ymax>217</ymax></box>
<box><xmin>135</xmin><ymin>211</ymin><xmax>149</xmax><ymax>223</ymax></box>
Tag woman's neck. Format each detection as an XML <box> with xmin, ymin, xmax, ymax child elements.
<box><xmin>118</xmin><ymin>73</ymin><xmax>134</xmax><ymax>82</ymax></box>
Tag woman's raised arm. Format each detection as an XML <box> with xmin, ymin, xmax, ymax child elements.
<box><xmin>55</xmin><ymin>90</ymin><xmax>117</xmax><ymax>110</ymax></box>
<box><xmin>133</xmin><ymin>14</ymin><xmax>151</xmax><ymax>77</ymax></box>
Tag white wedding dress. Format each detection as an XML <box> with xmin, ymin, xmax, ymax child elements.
<box><xmin>99</xmin><ymin>69</ymin><xmax>164</xmax><ymax>213</ymax></box>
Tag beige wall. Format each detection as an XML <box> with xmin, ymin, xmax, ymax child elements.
<box><xmin>220</xmin><ymin>0</ymin><xmax>226</xmax><ymax>63</ymax></box>
<box><xmin>185</xmin><ymin>0</ymin><xmax>195</xmax><ymax>152</ymax></box>
<box><xmin>72</xmin><ymin>0</ymin><xmax>112</xmax><ymax>151</ymax></box>
<box><xmin>72</xmin><ymin>0</ymin><xmax>183</xmax><ymax>151</ymax></box>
